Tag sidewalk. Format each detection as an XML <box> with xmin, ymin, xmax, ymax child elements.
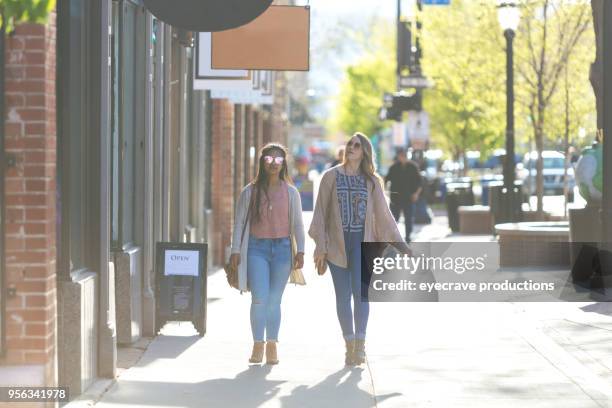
<box><xmin>66</xmin><ymin>212</ymin><xmax>612</xmax><ymax>408</ymax></box>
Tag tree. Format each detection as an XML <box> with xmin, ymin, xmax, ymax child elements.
<box><xmin>514</xmin><ymin>0</ymin><xmax>593</xmax><ymax>213</ymax></box>
<box><xmin>333</xmin><ymin>54</ymin><xmax>395</xmax><ymax>137</ymax></box>
<box><xmin>421</xmin><ymin>0</ymin><xmax>506</xmax><ymax>171</ymax></box>
<box><xmin>331</xmin><ymin>20</ymin><xmax>395</xmax><ymax>137</ymax></box>
<box><xmin>589</xmin><ymin>0</ymin><xmax>603</xmax><ymax>130</ymax></box>
<box><xmin>0</xmin><ymin>0</ymin><xmax>55</xmax><ymax>30</ymax></box>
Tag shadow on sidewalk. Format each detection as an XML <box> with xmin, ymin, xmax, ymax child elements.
<box><xmin>100</xmin><ymin>366</ymin><xmax>285</xmax><ymax>407</ymax></box>
<box><xmin>279</xmin><ymin>367</ymin><xmax>401</xmax><ymax>408</ymax></box>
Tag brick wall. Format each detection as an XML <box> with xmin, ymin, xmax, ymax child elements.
<box><xmin>211</xmin><ymin>99</ymin><xmax>234</xmax><ymax>265</ymax></box>
<box><xmin>2</xmin><ymin>18</ymin><xmax>57</xmax><ymax>386</ymax></box>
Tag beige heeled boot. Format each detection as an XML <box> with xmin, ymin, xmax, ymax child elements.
<box><xmin>249</xmin><ymin>341</ymin><xmax>265</xmax><ymax>364</ymax></box>
<box><xmin>266</xmin><ymin>341</ymin><xmax>279</xmax><ymax>365</ymax></box>
<box><xmin>353</xmin><ymin>339</ymin><xmax>366</xmax><ymax>365</ymax></box>
<box><xmin>345</xmin><ymin>339</ymin><xmax>356</xmax><ymax>366</ymax></box>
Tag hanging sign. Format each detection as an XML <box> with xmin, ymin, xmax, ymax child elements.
<box><xmin>143</xmin><ymin>0</ymin><xmax>273</xmax><ymax>32</ymax></box>
<box><xmin>407</xmin><ymin>111</ymin><xmax>430</xmax><ymax>150</ymax></box>
<box><xmin>196</xmin><ymin>33</ymin><xmax>249</xmax><ymax>80</ymax></box>
<box><xmin>211</xmin><ymin>6</ymin><xmax>310</xmax><ymax>71</ymax></box>
<box><xmin>423</xmin><ymin>0</ymin><xmax>451</xmax><ymax>4</ymax></box>
<box><xmin>392</xmin><ymin>122</ymin><xmax>407</xmax><ymax>147</ymax></box>
<box><xmin>194</xmin><ymin>32</ymin><xmax>253</xmax><ymax>91</ymax></box>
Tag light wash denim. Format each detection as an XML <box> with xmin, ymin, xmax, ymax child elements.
<box><xmin>247</xmin><ymin>236</ymin><xmax>292</xmax><ymax>342</ymax></box>
<box><xmin>328</xmin><ymin>230</ymin><xmax>369</xmax><ymax>341</ymax></box>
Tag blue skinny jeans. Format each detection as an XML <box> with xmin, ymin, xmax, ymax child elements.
<box><xmin>247</xmin><ymin>236</ymin><xmax>292</xmax><ymax>342</ymax></box>
<box><xmin>328</xmin><ymin>231</ymin><xmax>369</xmax><ymax>341</ymax></box>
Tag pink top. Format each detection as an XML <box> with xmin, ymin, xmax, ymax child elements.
<box><xmin>250</xmin><ymin>182</ymin><xmax>290</xmax><ymax>239</ymax></box>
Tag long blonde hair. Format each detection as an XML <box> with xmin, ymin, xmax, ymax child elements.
<box><xmin>342</xmin><ymin>132</ymin><xmax>383</xmax><ymax>192</ymax></box>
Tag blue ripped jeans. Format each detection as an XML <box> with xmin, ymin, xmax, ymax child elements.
<box><xmin>328</xmin><ymin>231</ymin><xmax>369</xmax><ymax>341</ymax></box>
<box><xmin>247</xmin><ymin>236</ymin><xmax>292</xmax><ymax>342</ymax></box>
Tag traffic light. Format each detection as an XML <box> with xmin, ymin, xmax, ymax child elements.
<box><xmin>380</xmin><ymin>91</ymin><xmax>423</xmax><ymax>121</ymax></box>
<box><xmin>393</xmin><ymin>92</ymin><xmax>422</xmax><ymax>112</ymax></box>
<box><xmin>397</xmin><ymin>21</ymin><xmax>412</xmax><ymax>75</ymax></box>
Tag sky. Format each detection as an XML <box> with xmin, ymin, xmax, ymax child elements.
<box><xmin>308</xmin><ymin>0</ymin><xmax>396</xmax><ymax>19</ymax></box>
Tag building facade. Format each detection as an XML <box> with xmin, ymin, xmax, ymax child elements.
<box><xmin>0</xmin><ymin>0</ymin><xmax>289</xmax><ymax>401</ymax></box>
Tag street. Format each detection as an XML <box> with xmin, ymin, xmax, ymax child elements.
<box><xmin>66</xmin><ymin>213</ymin><xmax>612</xmax><ymax>408</ymax></box>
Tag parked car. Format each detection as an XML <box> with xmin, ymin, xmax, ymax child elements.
<box><xmin>520</xmin><ymin>150</ymin><xmax>575</xmax><ymax>196</ymax></box>
<box><xmin>483</xmin><ymin>148</ymin><xmax>522</xmax><ymax>171</ymax></box>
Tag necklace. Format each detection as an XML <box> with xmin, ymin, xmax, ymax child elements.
<box><xmin>267</xmin><ymin>182</ymin><xmax>282</xmax><ymax>211</ymax></box>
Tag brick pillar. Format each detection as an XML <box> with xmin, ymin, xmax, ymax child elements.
<box><xmin>233</xmin><ymin>105</ymin><xmax>244</xmax><ymax>206</ymax></box>
<box><xmin>211</xmin><ymin>99</ymin><xmax>234</xmax><ymax>265</ymax></box>
<box><xmin>254</xmin><ymin>111</ymin><xmax>264</xmax><ymax>158</ymax></box>
<box><xmin>245</xmin><ymin>106</ymin><xmax>255</xmax><ymax>182</ymax></box>
<box><xmin>2</xmin><ymin>19</ymin><xmax>58</xmax><ymax>387</ymax></box>
<box><xmin>262</xmin><ymin>115</ymin><xmax>272</xmax><ymax>146</ymax></box>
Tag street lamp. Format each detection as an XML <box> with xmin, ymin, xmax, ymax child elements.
<box><xmin>498</xmin><ymin>0</ymin><xmax>520</xmax><ymax>220</ymax></box>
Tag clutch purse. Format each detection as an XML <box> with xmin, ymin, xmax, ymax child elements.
<box><xmin>289</xmin><ymin>235</ymin><xmax>306</xmax><ymax>285</ymax></box>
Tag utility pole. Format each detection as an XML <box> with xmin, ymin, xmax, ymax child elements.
<box><xmin>382</xmin><ymin>0</ymin><xmax>427</xmax><ymax>124</ymax></box>
<box><xmin>414</xmin><ymin>0</ymin><xmax>423</xmax><ymax>75</ymax></box>
<box><xmin>502</xmin><ymin>27</ymin><xmax>516</xmax><ymax>191</ymax></box>
<box><xmin>397</xmin><ymin>0</ymin><xmax>401</xmax><ymax>85</ymax></box>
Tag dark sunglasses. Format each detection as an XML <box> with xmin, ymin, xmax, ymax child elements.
<box><xmin>263</xmin><ymin>155</ymin><xmax>284</xmax><ymax>165</ymax></box>
<box><xmin>347</xmin><ymin>140</ymin><xmax>361</xmax><ymax>149</ymax></box>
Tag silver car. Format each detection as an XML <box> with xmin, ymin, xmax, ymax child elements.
<box><xmin>520</xmin><ymin>150</ymin><xmax>575</xmax><ymax>196</ymax></box>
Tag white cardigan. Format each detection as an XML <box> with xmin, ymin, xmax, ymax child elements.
<box><xmin>230</xmin><ymin>183</ymin><xmax>306</xmax><ymax>292</ymax></box>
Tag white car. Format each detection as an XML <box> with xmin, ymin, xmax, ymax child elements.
<box><xmin>520</xmin><ymin>150</ymin><xmax>575</xmax><ymax>196</ymax></box>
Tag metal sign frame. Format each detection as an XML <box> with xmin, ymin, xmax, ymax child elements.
<box><xmin>155</xmin><ymin>242</ymin><xmax>208</xmax><ymax>336</ymax></box>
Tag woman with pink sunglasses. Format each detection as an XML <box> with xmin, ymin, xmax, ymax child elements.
<box><xmin>230</xmin><ymin>143</ymin><xmax>305</xmax><ymax>365</ymax></box>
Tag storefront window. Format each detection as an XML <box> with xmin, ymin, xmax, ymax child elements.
<box><xmin>111</xmin><ymin>0</ymin><xmax>141</xmax><ymax>249</ymax></box>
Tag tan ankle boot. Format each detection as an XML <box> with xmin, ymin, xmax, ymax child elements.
<box><xmin>353</xmin><ymin>340</ymin><xmax>366</xmax><ymax>365</ymax></box>
<box><xmin>345</xmin><ymin>339</ymin><xmax>356</xmax><ymax>366</ymax></box>
<box><xmin>266</xmin><ymin>341</ymin><xmax>279</xmax><ymax>365</ymax></box>
<box><xmin>249</xmin><ymin>342</ymin><xmax>265</xmax><ymax>364</ymax></box>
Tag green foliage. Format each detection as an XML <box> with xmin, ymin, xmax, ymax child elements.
<box><xmin>514</xmin><ymin>0</ymin><xmax>595</xmax><ymax>149</ymax></box>
<box><xmin>421</xmin><ymin>0</ymin><xmax>506</xmax><ymax>160</ymax></box>
<box><xmin>330</xmin><ymin>20</ymin><xmax>395</xmax><ymax>137</ymax></box>
<box><xmin>331</xmin><ymin>0</ymin><xmax>595</xmax><ymax>170</ymax></box>
<box><xmin>334</xmin><ymin>54</ymin><xmax>395</xmax><ymax>137</ymax></box>
<box><xmin>513</xmin><ymin>0</ymin><xmax>593</xmax><ymax>211</ymax></box>
<box><xmin>0</xmin><ymin>0</ymin><xmax>55</xmax><ymax>31</ymax></box>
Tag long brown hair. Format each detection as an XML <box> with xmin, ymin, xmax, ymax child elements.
<box><xmin>249</xmin><ymin>143</ymin><xmax>293</xmax><ymax>223</ymax></box>
<box><xmin>342</xmin><ymin>132</ymin><xmax>383</xmax><ymax>191</ymax></box>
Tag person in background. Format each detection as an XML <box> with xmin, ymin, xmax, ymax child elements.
<box><xmin>329</xmin><ymin>146</ymin><xmax>345</xmax><ymax>168</ymax></box>
<box><xmin>384</xmin><ymin>148</ymin><xmax>423</xmax><ymax>243</ymax></box>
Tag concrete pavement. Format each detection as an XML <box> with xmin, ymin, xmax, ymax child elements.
<box><xmin>65</xmin><ymin>212</ymin><xmax>612</xmax><ymax>408</ymax></box>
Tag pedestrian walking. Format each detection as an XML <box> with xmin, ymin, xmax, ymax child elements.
<box><xmin>328</xmin><ymin>145</ymin><xmax>345</xmax><ymax>169</ymax></box>
<box><xmin>309</xmin><ymin>133</ymin><xmax>408</xmax><ymax>366</ymax></box>
<box><xmin>229</xmin><ymin>143</ymin><xmax>305</xmax><ymax>365</ymax></box>
<box><xmin>384</xmin><ymin>148</ymin><xmax>423</xmax><ymax>243</ymax></box>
